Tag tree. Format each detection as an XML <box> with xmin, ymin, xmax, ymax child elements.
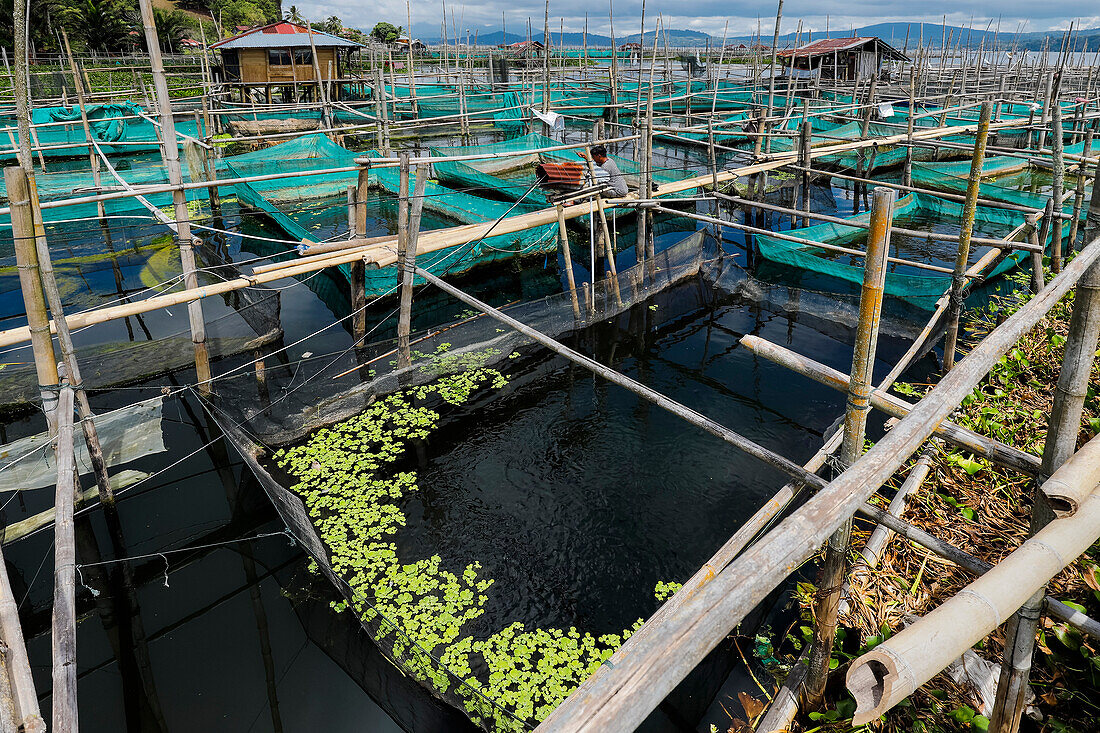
<box><xmin>370</xmin><ymin>21</ymin><xmax>401</xmax><ymax>44</ymax></box>
<box><xmin>283</xmin><ymin>4</ymin><xmax>302</xmax><ymax>23</ymax></box>
<box><xmin>218</xmin><ymin>0</ymin><xmax>268</xmax><ymax>30</ymax></box>
<box><xmin>57</xmin><ymin>0</ymin><xmax>136</xmax><ymax>52</ymax></box>
<box><xmin>148</xmin><ymin>8</ymin><xmax>194</xmax><ymax>52</ymax></box>
<box><xmin>0</xmin><ymin>0</ymin><xmax>61</xmax><ymax>52</ymax></box>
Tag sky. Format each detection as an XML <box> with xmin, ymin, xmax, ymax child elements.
<box><xmin>290</xmin><ymin>1</ymin><xmax>1099</xmax><ymax>39</ymax></box>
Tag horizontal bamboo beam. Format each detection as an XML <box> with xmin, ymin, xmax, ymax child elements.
<box><xmin>535</xmin><ymin>236</ymin><xmax>1100</xmax><ymax>733</ymax></box>
<box><xmin>739</xmin><ymin>334</ymin><xmax>1042</xmax><ymax>475</ymax></box>
<box><xmin>847</xmin><ymin>434</ymin><xmax>1100</xmax><ymax>724</ymax></box>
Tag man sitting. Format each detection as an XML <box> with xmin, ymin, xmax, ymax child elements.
<box><xmin>587</xmin><ymin>144</ymin><xmax>629</xmax><ymax>197</ymax></box>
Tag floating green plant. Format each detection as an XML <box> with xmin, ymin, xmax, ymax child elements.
<box><xmin>275</xmin><ymin>362</ymin><xmax>649</xmax><ymax>729</ymax></box>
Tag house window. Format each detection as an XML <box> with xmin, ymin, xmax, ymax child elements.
<box><xmin>268</xmin><ymin>49</ymin><xmax>292</xmax><ymax>65</ymax></box>
<box><xmin>294</xmin><ymin>49</ymin><xmax>313</xmax><ymax>65</ymax></box>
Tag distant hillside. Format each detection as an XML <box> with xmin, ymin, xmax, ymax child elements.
<box><xmin>420</xmin><ymin>22</ymin><xmax>1100</xmax><ymax>51</ymax></box>
<box><xmin>424</xmin><ymin>28</ymin><xmax>711</xmax><ymax>47</ymax></box>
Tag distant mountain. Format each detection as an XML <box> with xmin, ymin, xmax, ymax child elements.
<box><xmin>421</xmin><ymin>28</ymin><xmax>710</xmax><ymax>47</ymax></box>
<box><xmin>417</xmin><ymin>22</ymin><xmax>1100</xmax><ymax>51</ymax></box>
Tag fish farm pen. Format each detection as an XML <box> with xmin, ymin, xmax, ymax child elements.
<box><xmin>4</xmin><ymin>4</ymin><xmax>1100</xmax><ymax>733</ymax></box>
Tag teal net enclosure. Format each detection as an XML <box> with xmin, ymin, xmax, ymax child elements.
<box><xmin>911</xmin><ymin>158</ymin><xmax>1092</xmax><ymax>221</ymax></box>
<box><xmin>0</xmin><ymin>102</ymin><xmax>201</xmax><ymax>162</ymax></box>
<box><xmin>753</xmin><ymin>191</ymin><xmax>1040</xmax><ymax>309</ymax></box>
<box><xmin>217</xmin><ymin>134</ymin><xmax>559</xmax><ymax>293</ymax></box>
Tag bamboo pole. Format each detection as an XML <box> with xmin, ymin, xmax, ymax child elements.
<box><xmin>556</xmin><ymin>205</ymin><xmax>581</xmax><ymax>319</ymax></box>
<box><xmin>848</xmin><ymin>434</ymin><xmax>1100</xmax><ymax>726</ymax></box>
<box><xmin>739</xmin><ymin>335</ymin><xmax>1042</xmax><ymax>475</ymax></box>
<box><xmin>806</xmin><ymin>187</ymin><xmax>895</xmax><ymax>707</ymax></box>
<box><xmin>397</xmin><ymin>158</ymin><xmax>428</xmax><ymax>368</ymax></box>
<box><xmin>5</xmin><ymin>167</ymin><xmax>60</xmax><ymax>431</ymax></box>
<box><xmin>396</xmin><ymin>153</ymin><xmax>411</xmax><ymax>367</ymax></box>
<box><xmin>52</xmin><ymin>371</ymin><xmax>78</xmax><ymax>733</ymax></box>
<box><xmin>943</xmin><ymin>101</ymin><xmax>994</xmax><ymax>370</ymax></box>
<box><xmin>798</xmin><ymin>105</ymin><xmax>812</xmax><ymax>228</ymax></box>
<box><xmin>138</xmin><ymin>0</ymin><xmax>212</xmax><ymax>394</ymax></box>
<box><xmin>0</xmin><ymin>540</ymin><xmax>44</xmax><ymax>732</ymax></box>
<box><xmin>1067</xmin><ymin>129</ymin><xmax>1093</xmax><ymax>253</ymax></box>
<box><xmin>1050</xmin><ymin>89</ymin><xmax>1067</xmax><ymax>273</ymax></box>
<box><xmin>534</xmin><ymin>234</ymin><xmax>1100</xmax><ymax>733</ymax></box>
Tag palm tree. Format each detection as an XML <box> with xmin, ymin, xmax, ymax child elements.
<box><xmin>149</xmin><ymin>8</ymin><xmax>193</xmax><ymax>53</ymax></box>
<box><xmin>284</xmin><ymin>5</ymin><xmax>304</xmax><ymax>24</ymax></box>
<box><xmin>57</xmin><ymin>0</ymin><xmax>134</xmax><ymax>52</ymax></box>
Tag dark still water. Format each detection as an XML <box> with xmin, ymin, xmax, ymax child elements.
<box><xmin>0</xmin><ymin>171</ymin><xmax>944</xmax><ymax>732</ymax></box>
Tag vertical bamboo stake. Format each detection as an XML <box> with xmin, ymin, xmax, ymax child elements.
<box><xmin>707</xmin><ymin>118</ymin><xmax>719</xmax><ymax>193</ymax></box>
<box><xmin>805</xmin><ymin>186</ymin><xmax>896</xmax><ymax>708</ymax></box>
<box><xmin>942</xmin><ymin>101</ymin><xmax>993</xmax><ymax>371</ymax></box>
<box><xmin>5</xmin><ymin>167</ymin><xmax>59</xmax><ymax>433</ymax></box>
<box><xmin>396</xmin><ymin>153</ymin><xmax>410</xmax><ymax>366</ymax></box>
<box><xmin>903</xmin><ymin>69</ymin><xmax>916</xmax><ymax>188</ymax></box>
<box><xmin>542</xmin><ymin>0</ymin><xmax>551</xmax><ymax>117</ymax></box>
<box><xmin>799</xmin><ymin>109</ymin><xmax>813</xmax><ymax>228</ymax></box>
<box><xmin>138</xmin><ymin>0</ymin><xmax>212</xmax><ymax>394</ymax></box>
<box><xmin>11</xmin><ymin>0</ymin><xmax>32</xmax><ymax>173</ymax></box>
<box><xmin>0</xmin><ymin>540</ymin><xmax>44</xmax><ymax>733</ymax></box>
<box><xmin>52</xmin><ymin>372</ymin><xmax>77</xmax><ymax>733</ymax></box>
<box><xmin>1027</xmin><ymin>213</ymin><xmax>1045</xmax><ymax>293</ymax></box>
<box><xmin>764</xmin><ymin>0</ymin><xmax>784</xmax><ymax>154</ymax></box>
<box><xmin>60</xmin><ymin>30</ymin><xmax>105</xmax><ymax>221</ymax></box>
<box><xmin>643</xmin><ymin>39</ymin><xmax>657</xmax><ymax>280</ymax></box>
<box><xmin>373</xmin><ymin>62</ymin><xmax>391</xmax><ymax>154</ymax></box>
<box><xmin>400</xmin><ymin>165</ymin><xmax>427</xmax><ymax>365</ymax></box>
<box><xmin>1037</xmin><ymin>70</ymin><xmax>1053</xmax><ymax>151</ymax></box>
<box><xmin>556</xmin><ymin>205</ymin><xmax>581</xmax><ymax>319</ymax></box>
<box><xmin>1050</xmin><ymin>76</ymin><xmax>1066</xmax><ymax>272</ymax></box>
<box><xmin>304</xmin><ymin>19</ymin><xmax>333</xmax><ymax>131</ymax></box>
<box><xmin>405</xmin><ymin>1</ymin><xmax>419</xmax><ymax>116</ymax></box>
<box><xmin>1067</xmin><ymin>130</ymin><xmax>1093</xmax><ymax>253</ymax></box>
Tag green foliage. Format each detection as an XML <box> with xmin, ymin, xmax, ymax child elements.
<box><xmin>371</xmin><ymin>21</ymin><xmax>402</xmax><ymax>44</ymax></box>
<box><xmin>274</xmin><ymin>363</ymin><xmax>640</xmax><ymax>728</ymax></box>
<box><xmin>653</xmin><ymin>580</ymin><xmax>682</xmax><ymax>602</ymax></box>
<box><xmin>56</xmin><ymin>0</ymin><xmax>136</xmax><ymax>52</ymax></box>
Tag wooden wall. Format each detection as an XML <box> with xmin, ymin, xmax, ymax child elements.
<box><xmin>236</xmin><ymin>47</ymin><xmax>338</xmax><ymax>84</ymax></box>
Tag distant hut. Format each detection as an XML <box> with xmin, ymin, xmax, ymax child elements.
<box><xmin>210</xmin><ymin>21</ymin><xmax>366</xmax><ymax>103</ymax></box>
<box><xmin>504</xmin><ymin>40</ymin><xmax>546</xmax><ymax>67</ymax></box>
<box><xmin>778</xmin><ymin>37</ymin><xmax>908</xmax><ymax>81</ymax></box>
<box><xmin>394</xmin><ymin>36</ymin><xmax>427</xmax><ymax>54</ymax></box>
<box><xmin>619</xmin><ymin>42</ymin><xmax>643</xmax><ymax>63</ymax></box>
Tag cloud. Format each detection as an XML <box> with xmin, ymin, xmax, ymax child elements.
<box><xmin>294</xmin><ymin>0</ymin><xmax>1096</xmax><ymax>38</ymax></box>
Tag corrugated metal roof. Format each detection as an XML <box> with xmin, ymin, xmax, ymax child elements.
<box><xmin>210</xmin><ymin>22</ymin><xmax>365</xmax><ymax>49</ymax></box>
<box><xmin>778</xmin><ymin>36</ymin><xmax>908</xmax><ymax>60</ymax></box>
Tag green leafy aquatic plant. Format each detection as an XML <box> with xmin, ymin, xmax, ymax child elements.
<box><xmin>274</xmin><ymin>364</ymin><xmax>646</xmax><ymax>729</ymax></box>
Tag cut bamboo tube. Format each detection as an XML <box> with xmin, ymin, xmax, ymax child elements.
<box><xmin>847</xmin><ymin>433</ymin><xmax>1100</xmax><ymax>725</ymax></box>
